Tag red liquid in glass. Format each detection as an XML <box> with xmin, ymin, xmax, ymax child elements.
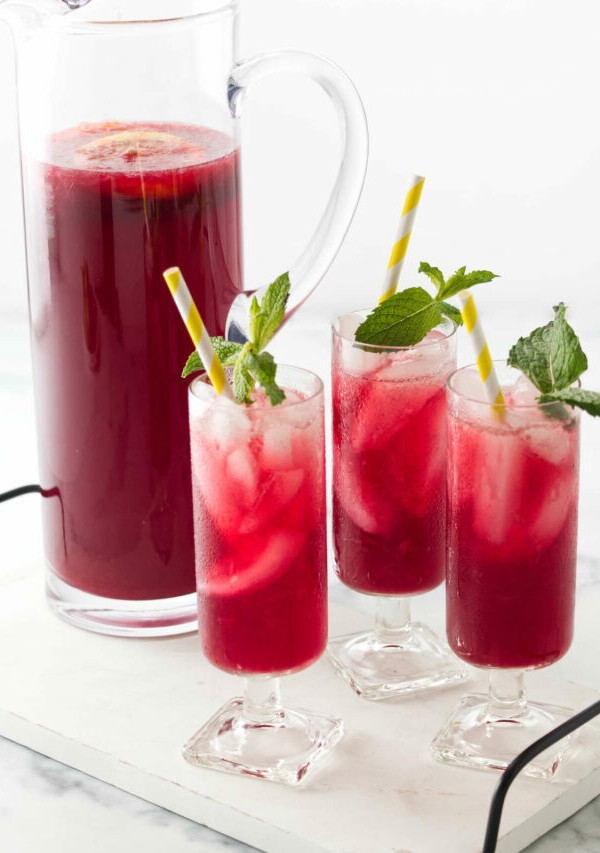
<box><xmin>332</xmin><ymin>335</ymin><xmax>454</xmax><ymax>595</ymax></box>
<box><xmin>31</xmin><ymin>121</ymin><xmax>242</xmax><ymax>600</ymax></box>
<box><xmin>190</xmin><ymin>389</ymin><xmax>327</xmax><ymax>674</ymax></box>
<box><xmin>446</xmin><ymin>395</ymin><xmax>579</xmax><ymax>669</ymax></box>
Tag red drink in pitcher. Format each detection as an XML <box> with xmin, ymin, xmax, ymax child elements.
<box><xmin>30</xmin><ymin>122</ymin><xmax>242</xmax><ymax>604</ymax></box>
<box><xmin>189</xmin><ymin>369</ymin><xmax>327</xmax><ymax>674</ymax></box>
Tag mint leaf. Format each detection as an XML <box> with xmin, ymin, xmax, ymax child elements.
<box><xmin>249</xmin><ymin>272</ymin><xmax>291</xmax><ymax>352</ymax></box>
<box><xmin>182</xmin><ymin>351</ymin><xmax>202</xmax><ymax>379</ymax></box>
<box><xmin>212</xmin><ymin>338</ymin><xmax>244</xmax><ymax>365</ymax></box>
<box><xmin>438</xmin><ymin>267</ymin><xmax>498</xmax><ymax>301</ymax></box>
<box><xmin>355</xmin><ymin>287</ymin><xmax>442</xmax><ymax>346</ymax></box>
<box><xmin>507</xmin><ymin>303</ymin><xmax>588</xmax><ymax>394</ymax></box>
<box><xmin>540</xmin><ymin>388</ymin><xmax>600</xmax><ymax>417</ymax></box>
<box><xmin>508</xmin><ymin>303</ymin><xmax>600</xmax><ymax>418</ymax></box>
<box><xmin>181</xmin><ymin>338</ymin><xmax>242</xmax><ymax>378</ymax></box>
<box><xmin>232</xmin><ymin>342</ymin><xmax>254</xmax><ymax>404</ymax></box>
<box><xmin>418</xmin><ymin>262</ymin><xmax>445</xmax><ymax>293</ymax></box>
<box><xmin>245</xmin><ymin>351</ymin><xmax>286</xmax><ymax>406</ymax></box>
<box><xmin>438</xmin><ymin>301</ymin><xmax>463</xmax><ymax>326</ymax></box>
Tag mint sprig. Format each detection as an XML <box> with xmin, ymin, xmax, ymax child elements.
<box><xmin>508</xmin><ymin>303</ymin><xmax>600</xmax><ymax>417</ymax></box>
<box><xmin>182</xmin><ymin>273</ymin><xmax>290</xmax><ymax>405</ymax></box>
<box><xmin>354</xmin><ymin>262</ymin><xmax>498</xmax><ymax>346</ymax></box>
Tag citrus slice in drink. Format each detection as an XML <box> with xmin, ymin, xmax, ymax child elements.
<box><xmin>203</xmin><ymin>530</ymin><xmax>307</xmax><ymax>598</ymax></box>
<box><xmin>73</xmin><ymin>130</ymin><xmax>206</xmax><ymax>170</ymax></box>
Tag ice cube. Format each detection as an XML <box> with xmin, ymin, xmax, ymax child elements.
<box><xmin>269</xmin><ymin>468</ymin><xmax>305</xmax><ymax>510</ymax></box>
<box><xmin>374</xmin><ymin>350</ymin><xmax>413</xmax><ymax>381</ymax></box>
<box><xmin>450</xmin><ymin>367</ymin><xmax>489</xmax><ymax>404</ymax></box>
<box><xmin>521</xmin><ymin>422</ymin><xmax>573</xmax><ymax>466</ymax></box>
<box><xmin>207</xmin><ymin>405</ymin><xmax>253</xmax><ymax>453</ymax></box>
<box><xmin>471</xmin><ymin>428</ymin><xmax>524</xmax><ymax>546</ymax></box>
<box><xmin>342</xmin><ymin>343</ymin><xmax>385</xmax><ymax>376</ymax></box>
<box><xmin>281</xmin><ymin>388</ymin><xmax>305</xmax><ymax>406</ymax></box>
<box><xmin>448</xmin><ymin>368</ymin><xmax>501</xmax><ymax>426</ymax></box>
<box><xmin>397</xmin><ymin>406</ymin><xmax>446</xmax><ymax>518</ymax></box>
<box><xmin>192</xmin><ymin>447</ymin><xmax>243</xmax><ymax>538</ymax></box>
<box><xmin>203</xmin><ymin>529</ymin><xmax>307</xmax><ymax>598</ymax></box>
<box><xmin>275</xmin><ymin>389</ymin><xmax>316</xmax><ymax>431</ymax></box>
<box><xmin>239</xmin><ymin>468</ymin><xmax>305</xmax><ymax>534</ymax></box>
<box><xmin>350</xmin><ymin>379</ymin><xmax>439</xmax><ymax>453</ymax></box>
<box><xmin>507</xmin><ymin>373</ymin><xmax>539</xmax><ymax>407</ymax></box>
<box><xmin>292</xmin><ymin>421</ymin><xmax>323</xmax><ymax>469</ymax></box>
<box><xmin>261</xmin><ymin>423</ymin><xmax>295</xmax><ymax>470</ymax></box>
<box><xmin>529</xmin><ymin>472</ymin><xmax>576</xmax><ymax>547</ymax></box>
<box><xmin>334</xmin><ymin>454</ymin><xmax>395</xmax><ymax>535</ymax></box>
<box><xmin>377</xmin><ymin>345</ymin><xmax>451</xmax><ymax>383</ymax></box>
<box><xmin>227</xmin><ymin>446</ymin><xmax>259</xmax><ymax>497</ymax></box>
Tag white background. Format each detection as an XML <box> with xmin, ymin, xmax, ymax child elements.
<box><xmin>1</xmin><ymin>0</ymin><xmax>600</xmax><ymax>335</ymax></box>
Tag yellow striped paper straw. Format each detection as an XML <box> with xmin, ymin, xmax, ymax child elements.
<box><xmin>162</xmin><ymin>266</ymin><xmax>234</xmax><ymax>400</ymax></box>
<box><xmin>458</xmin><ymin>289</ymin><xmax>505</xmax><ymax>413</ymax></box>
<box><xmin>379</xmin><ymin>174</ymin><xmax>425</xmax><ymax>304</ymax></box>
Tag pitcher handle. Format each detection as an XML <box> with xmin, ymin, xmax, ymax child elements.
<box><xmin>225</xmin><ymin>50</ymin><xmax>368</xmax><ymax>342</ymax></box>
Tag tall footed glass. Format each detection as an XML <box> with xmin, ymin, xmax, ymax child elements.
<box><xmin>431</xmin><ymin>363</ymin><xmax>580</xmax><ymax>777</ymax></box>
<box><xmin>184</xmin><ymin>367</ymin><xmax>342</xmax><ymax>785</ymax></box>
<box><xmin>0</xmin><ymin>0</ymin><xmax>367</xmax><ymax>635</ymax></box>
<box><xmin>328</xmin><ymin>311</ymin><xmax>466</xmax><ymax>699</ymax></box>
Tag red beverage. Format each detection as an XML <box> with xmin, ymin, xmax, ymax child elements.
<box><xmin>446</xmin><ymin>369</ymin><xmax>580</xmax><ymax>669</ymax></box>
<box><xmin>29</xmin><ymin>121</ymin><xmax>242</xmax><ymax>601</ymax></box>
<box><xmin>332</xmin><ymin>319</ymin><xmax>457</xmax><ymax>595</ymax></box>
<box><xmin>189</xmin><ymin>370</ymin><xmax>327</xmax><ymax>674</ymax></box>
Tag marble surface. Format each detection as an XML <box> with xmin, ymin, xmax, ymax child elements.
<box><xmin>1</xmin><ymin>314</ymin><xmax>600</xmax><ymax>852</ymax></box>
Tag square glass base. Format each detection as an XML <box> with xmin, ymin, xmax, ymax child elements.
<box><xmin>327</xmin><ymin>622</ymin><xmax>467</xmax><ymax>701</ymax></box>
<box><xmin>183</xmin><ymin>698</ymin><xmax>344</xmax><ymax>786</ymax></box>
<box><xmin>431</xmin><ymin>693</ymin><xmax>574</xmax><ymax>778</ymax></box>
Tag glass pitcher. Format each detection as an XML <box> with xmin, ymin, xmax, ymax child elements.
<box><xmin>0</xmin><ymin>0</ymin><xmax>368</xmax><ymax>636</ymax></box>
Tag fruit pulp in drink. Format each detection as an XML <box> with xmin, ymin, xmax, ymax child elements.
<box><xmin>30</xmin><ymin>121</ymin><xmax>242</xmax><ymax>600</ymax></box>
<box><xmin>190</xmin><ymin>386</ymin><xmax>327</xmax><ymax>674</ymax></box>
<box><xmin>446</xmin><ymin>376</ymin><xmax>580</xmax><ymax>668</ymax></box>
<box><xmin>332</xmin><ymin>330</ymin><xmax>456</xmax><ymax>595</ymax></box>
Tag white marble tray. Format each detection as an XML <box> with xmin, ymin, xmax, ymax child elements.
<box><xmin>1</xmin><ymin>565</ymin><xmax>600</xmax><ymax>853</ymax></box>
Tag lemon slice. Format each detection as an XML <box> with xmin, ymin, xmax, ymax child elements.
<box><xmin>74</xmin><ymin>130</ymin><xmax>205</xmax><ymax>169</ymax></box>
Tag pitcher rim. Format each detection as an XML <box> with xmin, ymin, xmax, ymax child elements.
<box><xmin>58</xmin><ymin>0</ymin><xmax>238</xmax><ymax>29</ymax></box>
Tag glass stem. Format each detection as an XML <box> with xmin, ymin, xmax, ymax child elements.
<box><xmin>242</xmin><ymin>675</ymin><xmax>285</xmax><ymax>725</ymax></box>
<box><xmin>487</xmin><ymin>668</ymin><xmax>527</xmax><ymax>720</ymax></box>
<box><xmin>374</xmin><ymin>596</ymin><xmax>412</xmax><ymax>645</ymax></box>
